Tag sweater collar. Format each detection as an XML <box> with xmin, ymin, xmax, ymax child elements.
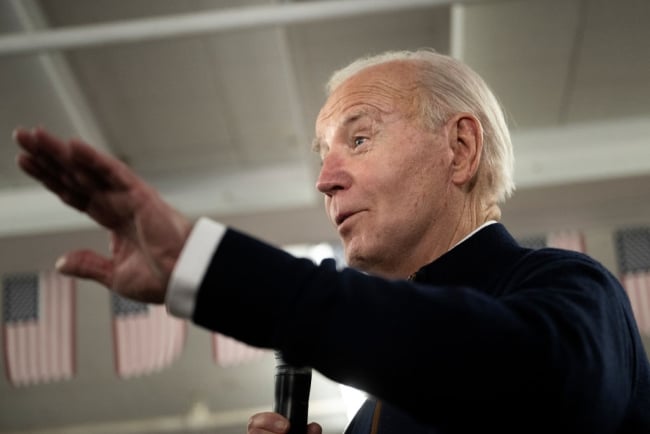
<box><xmin>411</xmin><ymin>223</ymin><xmax>524</xmax><ymax>295</ymax></box>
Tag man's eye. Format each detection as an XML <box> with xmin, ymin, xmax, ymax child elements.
<box><xmin>353</xmin><ymin>137</ymin><xmax>366</xmax><ymax>147</ymax></box>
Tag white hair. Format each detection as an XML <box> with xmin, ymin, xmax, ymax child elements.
<box><xmin>327</xmin><ymin>49</ymin><xmax>515</xmax><ymax>205</ymax></box>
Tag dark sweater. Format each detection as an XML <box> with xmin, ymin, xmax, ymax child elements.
<box><xmin>193</xmin><ymin>223</ymin><xmax>650</xmax><ymax>433</ymax></box>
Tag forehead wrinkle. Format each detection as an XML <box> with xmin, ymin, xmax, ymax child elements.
<box><xmin>319</xmin><ymin>84</ymin><xmax>401</xmax><ymax>121</ymax></box>
<box><xmin>341</xmin><ymin>110</ymin><xmax>375</xmax><ymax>128</ymax></box>
<box><xmin>317</xmin><ymin>88</ymin><xmax>395</xmax><ymax>133</ymax></box>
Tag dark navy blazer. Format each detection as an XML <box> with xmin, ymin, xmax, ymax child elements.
<box><xmin>192</xmin><ymin>223</ymin><xmax>650</xmax><ymax>433</ymax></box>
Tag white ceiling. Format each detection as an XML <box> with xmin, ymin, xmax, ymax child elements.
<box><xmin>0</xmin><ymin>0</ymin><xmax>648</xmax><ymax>239</ymax></box>
<box><xmin>0</xmin><ymin>0</ymin><xmax>649</xmax><ymax>433</ymax></box>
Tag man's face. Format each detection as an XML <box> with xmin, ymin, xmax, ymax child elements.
<box><xmin>314</xmin><ymin>61</ymin><xmax>456</xmax><ymax>277</ymax></box>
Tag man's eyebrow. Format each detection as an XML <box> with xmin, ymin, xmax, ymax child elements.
<box><xmin>342</xmin><ymin>111</ymin><xmax>371</xmax><ymax>126</ymax></box>
<box><xmin>312</xmin><ymin>110</ymin><xmax>374</xmax><ymax>153</ymax></box>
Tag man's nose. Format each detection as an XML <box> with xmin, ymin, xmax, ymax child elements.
<box><xmin>316</xmin><ymin>151</ymin><xmax>351</xmax><ymax>196</ymax></box>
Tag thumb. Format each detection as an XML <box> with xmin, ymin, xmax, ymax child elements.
<box><xmin>307</xmin><ymin>422</ymin><xmax>323</xmax><ymax>434</ymax></box>
<box><xmin>56</xmin><ymin>249</ymin><xmax>113</xmax><ymax>288</ymax></box>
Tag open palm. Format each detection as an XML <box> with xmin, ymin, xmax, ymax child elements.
<box><xmin>14</xmin><ymin>127</ymin><xmax>191</xmax><ymax>303</ymax></box>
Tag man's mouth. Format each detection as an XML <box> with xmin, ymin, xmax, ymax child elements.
<box><xmin>335</xmin><ymin>211</ymin><xmax>359</xmax><ymax>226</ymax></box>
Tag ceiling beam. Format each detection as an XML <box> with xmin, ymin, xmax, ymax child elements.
<box><xmin>275</xmin><ymin>25</ymin><xmax>314</xmax><ymax>176</ymax></box>
<box><xmin>0</xmin><ymin>0</ymin><xmax>486</xmax><ymax>56</ymax></box>
<box><xmin>557</xmin><ymin>0</ymin><xmax>589</xmax><ymax>124</ymax></box>
<box><xmin>512</xmin><ymin>116</ymin><xmax>650</xmax><ymax>188</ymax></box>
<box><xmin>449</xmin><ymin>3</ymin><xmax>467</xmax><ymax>59</ymax></box>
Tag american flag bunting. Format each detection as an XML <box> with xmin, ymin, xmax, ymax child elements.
<box><xmin>111</xmin><ymin>294</ymin><xmax>186</xmax><ymax>378</ymax></box>
<box><xmin>2</xmin><ymin>270</ymin><xmax>76</xmax><ymax>387</ymax></box>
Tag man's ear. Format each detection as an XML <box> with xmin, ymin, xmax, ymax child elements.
<box><xmin>448</xmin><ymin>113</ymin><xmax>483</xmax><ymax>187</ymax></box>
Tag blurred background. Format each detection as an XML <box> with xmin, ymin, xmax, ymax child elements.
<box><xmin>0</xmin><ymin>0</ymin><xmax>649</xmax><ymax>433</ymax></box>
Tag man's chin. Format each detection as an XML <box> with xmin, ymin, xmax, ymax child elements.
<box><xmin>345</xmin><ymin>249</ymin><xmax>376</xmax><ymax>273</ymax></box>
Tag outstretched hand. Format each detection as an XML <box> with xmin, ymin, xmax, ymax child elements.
<box><xmin>14</xmin><ymin>127</ymin><xmax>192</xmax><ymax>303</ymax></box>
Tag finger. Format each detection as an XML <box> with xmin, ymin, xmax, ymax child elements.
<box><xmin>13</xmin><ymin>127</ymin><xmax>48</xmax><ymax>153</ymax></box>
<box><xmin>18</xmin><ymin>127</ymin><xmax>129</xmax><ymax>194</ymax></box>
<box><xmin>307</xmin><ymin>423</ymin><xmax>323</xmax><ymax>434</ymax></box>
<box><xmin>15</xmin><ymin>129</ymin><xmax>69</xmax><ymax>183</ymax></box>
<box><xmin>69</xmin><ymin>137</ymin><xmax>137</xmax><ymax>191</ymax></box>
<box><xmin>247</xmin><ymin>412</ymin><xmax>289</xmax><ymax>434</ymax></box>
<box><xmin>66</xmin><ymin>139</ymin><xmax>149</xmax><ymax>226</ymax></box>
<box><xmin>15</xmin><ymin>128</ymin><xmax>94</xmax><ymax>208</ymax></box>
<box><xmin>14</xmin><ymin>126</ymin><xmax>55</xmax><ymax>149</ymax></box>
<box><xmin>17</xmin><ymin>152</ymin><xmax>92</xmax><ymax>211</ymax></box>
<box><xmin>15</xmin><ymin>127</ymin><xmax>70</xmax><ymax>165</ymax></box>
<box><xmin>16</xmin><ymin>128</ymin><xmax>139</xmax><ymax>220</ymax></box>
<box><xmin>28</xmin><ymin>130</ymin><xmax>110</xmax><ymax>193</ymax></box>
<box><xmin>56</xmin><ymin>250</ymin><xmax>113</xmax><ymax>288</ymax></box>
<box><xmin>12</xmin><ymin>127</ymin><xmax>28</xmax><ymax>144</ymax></box>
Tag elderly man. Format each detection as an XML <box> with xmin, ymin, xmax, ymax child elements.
<box><xmin>14</xmin><ymin>49</ymin><xmax>650</xmax><ymax>434</ymax></box>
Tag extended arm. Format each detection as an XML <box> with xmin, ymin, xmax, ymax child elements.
<box><xmin>183</xmin><ymin>227</ymin><xmax>637</xmax><ymax>433</ymax></box>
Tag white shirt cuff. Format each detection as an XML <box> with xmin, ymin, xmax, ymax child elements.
<box><xmin>166</xmin><ymin>217</ymin><xmax>227</xmax><ymax>319</ymax></box>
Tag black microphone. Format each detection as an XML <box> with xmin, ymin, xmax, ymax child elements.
<box><xmin>274</xmin><ymin>352</ymin><xmax>312</xmax><ymax>434</ymax></box>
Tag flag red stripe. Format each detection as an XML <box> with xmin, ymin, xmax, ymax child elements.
<box><xmin>4</xmin><ymin>325</ymin><xmax>19</xmax><ymax>385</ymax></box>
<box><xmin>45</xmin><ymin>272</ymin><xmax>55</xmax><ymax>381</ymax></box>
<box><xmin>27</xmin><ymin>321</ymin><xmax>38</xmax><ymax>385</ymax></box>
<box><xmin>39</xmin><ymin>276</ymin><xmax>51</xmax><ymax>381</ymax></box>
<box><xmin>69</xmin><ymin>277</ymin><xmax>77</xmax><ymax>378</ymax></box>
<box><xmin>61</xmin><ymin>275</ymin><xmax>75</xmax><ymax>379</ymax></box>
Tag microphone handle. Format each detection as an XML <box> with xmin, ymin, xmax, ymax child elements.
<box><xmin>274</xmin><ymin>352</ymin><xmax>312</xmax><ymax>434</ymax></box>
